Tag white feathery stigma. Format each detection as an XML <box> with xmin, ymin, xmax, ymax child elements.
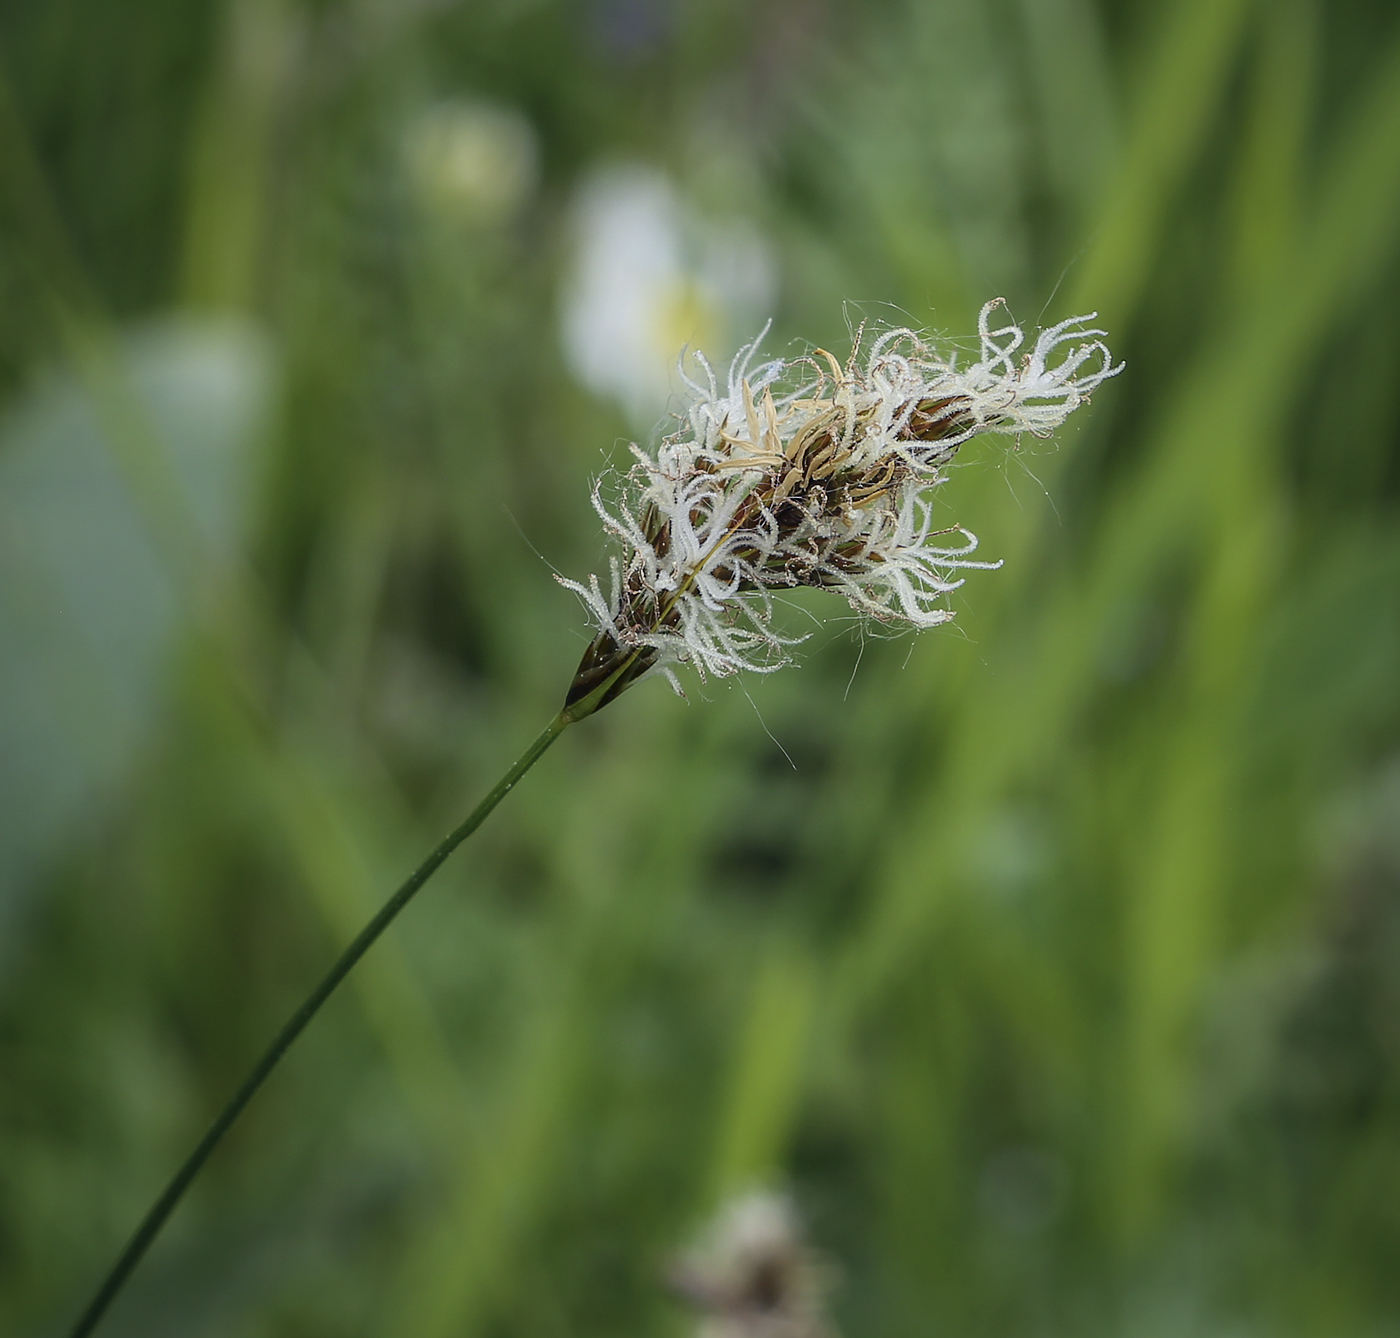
<box><xmin>560</xmin><ymin>299</ymin><xmax>1121</xmax><ymax>708</ymax></box>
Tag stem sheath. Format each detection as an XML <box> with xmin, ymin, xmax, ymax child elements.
<box><xmin>68</xmin><ymin>711</ymin><xmax>572</xmax><ymax>1338</ymax></box>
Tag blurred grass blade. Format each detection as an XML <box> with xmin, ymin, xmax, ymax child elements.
<box><xmin>0</xmin><ymin>320</ymin><xmax>268</xmax><ymax>943</ymax></box>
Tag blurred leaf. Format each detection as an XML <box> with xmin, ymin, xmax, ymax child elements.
<box><xmin>0</xmin><ymin>318</ymin><xmax>271</xmax><ymax>938</ymax></box>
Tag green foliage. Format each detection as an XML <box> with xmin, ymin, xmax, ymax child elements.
<box><xmin>3</xmin><ymin>0</ymin><xmax>1400</xmax><ymax>1334</ymax></box>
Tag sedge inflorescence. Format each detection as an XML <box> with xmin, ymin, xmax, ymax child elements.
<box><xmin>561</xmin><ymin>299</ymin><xmax>1121</xmax><ymax>711</ymax></box>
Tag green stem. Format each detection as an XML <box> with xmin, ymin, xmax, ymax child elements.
<box><xmin>68</xmin><ymin>711</ymin><xmax>572</xmax><ymax>1338</ymax></box>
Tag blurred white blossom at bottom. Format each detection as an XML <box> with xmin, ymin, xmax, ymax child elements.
<box><xmin>668</xmin><ymin>1190</ymin><xmax>835</xmax><ymax>1338</ymax></box>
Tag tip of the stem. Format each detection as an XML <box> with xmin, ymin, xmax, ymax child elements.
<box><xmin>562</xmin><ymin>636</ymin><xmax>656</xmax><ymax>720</ymax></box>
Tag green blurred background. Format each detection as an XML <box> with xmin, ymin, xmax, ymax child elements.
<box><xmin>3</xmin><ymin>0</ymin><xmax>1400</xmax><ymax>1334</ymax></box>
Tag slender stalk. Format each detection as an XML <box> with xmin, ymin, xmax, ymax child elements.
<box><xmin>67</xmin><ymin>711</ymin><xmax>573</xmax><ymax>1338</ymax></box>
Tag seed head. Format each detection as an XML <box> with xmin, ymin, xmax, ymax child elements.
<box><xmin>560</xmin><ymin>300</ymin><xmax>1121</xmax><ymax>714</ymax></box>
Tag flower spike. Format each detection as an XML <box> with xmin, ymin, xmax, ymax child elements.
<box><xmin>560</xmin><ymin>302</ymin><xmax>1121</xmax><ymax>714</ymax></box>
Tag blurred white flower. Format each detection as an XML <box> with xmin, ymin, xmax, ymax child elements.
<box><xmin>403</xmin><ymin>99</ymin><xmax>538</xmax><ymax>224</ymax></box>
<box><xmin>560</xmin><ymin>163</ymin><xmax>776</xmax><ymax>425</ymax></box>
<box><xmin>668</xmin><ymin>1190</ymin><xmax>833</xmax><ymax>1338</ymax></box>
<box><xmin>561</xmin><ymin>301</ymin><xmax>1121</xmax><ymax>708</ymax></box>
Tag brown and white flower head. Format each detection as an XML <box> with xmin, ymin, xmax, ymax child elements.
<box><xmin>560</xmin><ymin>300</ymin><xmax>1121</xmax><ymax>714</ymax></box>
<box><xmin>668</xmin><ymin>1190</ymin><xmax>834</xmax><ymax>1338</ymax></box>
